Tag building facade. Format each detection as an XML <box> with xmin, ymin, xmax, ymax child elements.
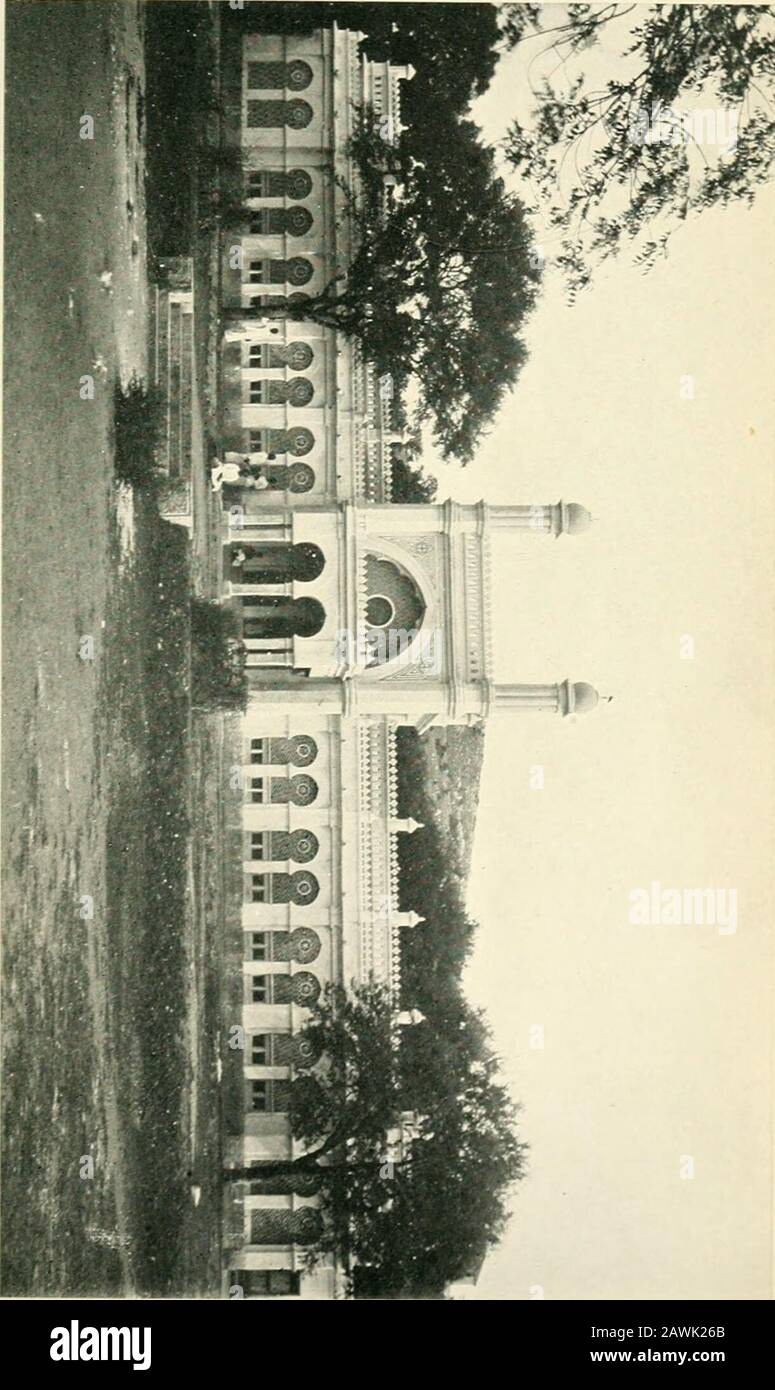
<box><xmin>219</xmin><ymin>27</ymin><xmax>598</xmax><ymax>1299</ymax></box>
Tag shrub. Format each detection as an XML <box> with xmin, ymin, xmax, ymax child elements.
<box><xmin>190</xmin><ymin>599</ymin><xmax>248</xmax><ymax>711</ymax></box>
<box><xmin>113</xmin><ymin>377</ymin><xmax>166</xmax><ymax>490</ymax></box>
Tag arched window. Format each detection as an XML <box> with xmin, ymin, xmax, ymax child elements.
<box><xmin>286</xmin><ymin>168</ymin><xmax>312</xmax><ymax>199</ymax></box>
<box><xmin>248</xmin><ymin>342</ymin><xmax>314</xmax><ymax>372</ymax></box>
<box><xmin>231</xmin><ymin>542</ymin><xmax>324</xmax><ymax>583</ymax></box>
<box><xmin>246</xmin><ymin>927</ymin><xmax>321</xmax><ymax>962</ymax></box>
<box><xmin>247</xmin><ymin>98</ymin><xmax>313</xmax><ymax>129</ymax></box>
<box><xmin>253</xmin><ymin>870</ymin><xmax>320</xmax><ymax>905</ymax></box>
<box><xmin>286</xmin><ymin>427</ymin><xmax>314</xmax><ymax>456</ymax></box>
<box><xmin>284</xmin><ymin>341</ymin><xmax>314</xmax><ymax>370</ymax></box>
<box><xmin>248</xmin><ymin>378</ymin><xmax>314</xmax><ymax>407</ymax></box>
<box><xmin>248</xmin><ymin>208</ymin><xmax>313</xmax><ymax>237</ymax></box>
<box><xmin>286</xmin><ymin>462</ymin><xmax>315</xmax><ymax>491</ymax></box>
<box><xmin>246</xmin><ymin>169</ymin><xmax>312</xmax><ymax>201</ymax></box>
<box><xmin>247</xmin><ymin>427</ymin><xmax>315</xmax><ymax>459</ymax></box>
<box><xmin>250</xmin><ymin>1207</ymin><xmax>322</xmax><ymax>1246</ymax></box>
<box><xmin>270</xmin><ymin>829</ymin><xmax>320</xmax><ymax>862</ymax></box>
<box><xmin>242</xmin><ymin>598</ymin><xmax>325</xmax><ymax>640</ymax></box>
<box><xmin>247</xmin><ymin>61</ymin><xmax>313</xmax><ymax>92</ymax></box>
<box><xmin>285</xmin><ymin>207</ymin><xmax>313</xmax><ymax>237</ymax></box>
<box><xmin>268</xmin><ymin>773</ymin><xmax>318</xmax><ymax>806</ymax></box>
<box><xmin>286</xmin><ymin>61</ymin><xmax>314</xmax><ymax>90</ymax></box>
<box><xmin>247</xmin><ymin>735</ymin><xmax>317</xmax><ymax>768</ymax></box>
<box><xmin>287</xmin><ymin>257</ymin><xmax>314</xmax><ymax>286</ymax></box>
<box><xmin>249</xmin><ymin>1032</ymin><xmax>321</xmax><ymax>1071</ymax></box>
<box><xmin>249</xmin><ymin>971</ymin><xmax>320</xmax><ymax>1007</ymax></box>
<box><xmin>250</xmin><ymin>259</ymin><xmax>313</xmax><ymax>288</ymax></box>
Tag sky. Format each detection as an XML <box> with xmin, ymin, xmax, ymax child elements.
<box><xmin>424</xmin><ymin>7</ymin><xmax>775</xmax><ymax>1300</ymax></box>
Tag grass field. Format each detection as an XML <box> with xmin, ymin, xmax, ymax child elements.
<box><xmin>2</xmin><ymin>0</ymin><xmax>223</xmax><ymax>1296</ymax></box>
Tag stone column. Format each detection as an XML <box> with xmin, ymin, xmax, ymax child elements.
<box><xmin>491</xmin><ymin>681</ymin><xmax>599</xmax><ymax>716</ymax></box>
<box><xmin>486</xmin><ymin>502</ymin><xmax>592</xmax><ymax>537</ymax></box>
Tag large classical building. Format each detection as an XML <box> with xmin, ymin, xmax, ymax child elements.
<box><xmin>217</xmin><ymin>25</ymin><xmax>598</xmax><ymax>1299</ymax></box>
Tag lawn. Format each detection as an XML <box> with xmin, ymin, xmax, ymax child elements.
<box><xmin>2</xmin><ymin>0</ymin><xmax>224</xmax><ymax>1296</ymax></box>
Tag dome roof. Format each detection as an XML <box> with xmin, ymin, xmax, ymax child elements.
<box><xmin>566</xmin><ymin>503</ymin><xmax>592</xmax><ymax>535</ymax></box>
<box><xmin>572</xmin><ymin>681</ymin><xmax>599</xmax><ymax>714</ymax></box>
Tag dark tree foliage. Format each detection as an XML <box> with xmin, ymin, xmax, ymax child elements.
<box><xmin>225</xmin><ymin>5</ymin><xmax>537</xmax><ymax>461</ymax></box>
<box><xmin>113</xmin><ymin>377</ymin><xmax>166</xmax><ymax>490</ymax></box>
<box><xmin>226</xmin><ymin>4</ymin><xmax>500</xmax><ymax>119</ymax></box>
<box><xmin>246</xmin><ymin>109</ymin><xmax>539</xmax><ymax>462</ymax></box>
<box><xmin>190</xmin><ymin>599</ymin><xmax>248</xmax><ymax>711</ymax></box>
<box><xmin>502</xmin><ymin>3</ymin><xmax>775</xmax><ymax>296</ymax></box>
<box><xmin>224</xmin><ymin>980</ymin><xmax>525</xmax><ymax>1298</ymax></box>
<box><xmin>389</xmin><ymin>451</ymin><xmax>438</xmax><ymax>504</ymax></box>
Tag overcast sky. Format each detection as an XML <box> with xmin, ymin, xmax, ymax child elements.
<box><xmin>425</xmin><ymin>7</ymin><xmax>774</xmax><ymax>1300</ymax></box>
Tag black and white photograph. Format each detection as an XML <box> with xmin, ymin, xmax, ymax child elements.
<box><xmin>2</xmin><ymin>0</ymin><xmax>774</xmax><ymax>1328</ymax></box>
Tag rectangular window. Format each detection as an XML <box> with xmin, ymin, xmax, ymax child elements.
<box><xmin>251</xmin><ymin>1080</ymin><xmax>269</xmax><ymax>1112</ymax></box>
<box><xmin>251</xmin><ymin>975</ymin><xmax>269</xmax><ymax>1004</ymax></box>
<box><xmin>250</xmin><ymin>738</ymin><xmax>266</xmax><ymax>764</ymax></box>
<box><xmin>250</xmin><ymin>778</ymin><xmax>264</xmax><ymax>804</ymax></box>
<box><xmin>251</xmin><ymin>1034</ymin><xmax>269</xmax><ymax>1065</ymax></box>
<box><xmin>251</xmin><ymin>874</ymin><xmax>268</xmax><ymax>903</ymax></box>
<box><xmin>250</xmin><ymin>211</ymin><xmax>286</xmax><ymax>237</ymax></box>
<box><xmin>251</xmin><ymin>831</ymin><xmax>266</xmax><ymax>860</ymax></box>
<box><xmin>238</xmin><ymin>1270</ymin><xmax>300</xmax><ymax>1297</ymax></box>
<box><xmin>249</xmin><ymin>344</ymin><xmax>272</xmax><ymax>369</ymax></box>
<box><xmin>250</xmin><ymin>380</ymin><xmax>269</xmax><ymax>405</ymax></box>
<box><xmin>247</xmin><ymin>170</ymin><xmax>272</xmax><ymax>196</ymax></box>
<box><xmin>251</xmin><ymin>931</ymin><xmax>269</xmax><ymax>961</ymax></box>
<box><xmin>248</xmin><ymin>259</ymin><xmax>267</xmax><ymax>285</ymax></box>
<box><xmin>249</xmin><ymin>429</ymin><xmax>269</xmax><ymax>453</ymax></box>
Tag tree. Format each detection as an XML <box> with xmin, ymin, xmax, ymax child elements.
<box><xmin>227</xmin><ymin>4</ymin><xmax>501</xmax><ymax>121</ymax></box>
<box><xmin>190</xmin><ymin>599</ymin><xmax>248</xmax><ymax>711</ymax></box>
<box><xmin>234</xmin><ymin>109</ymin><xmax>540</xmax><ymax>461</ymax></box>
<box><xmin>223</xmin><ymin>980</ymin><xmax>525</xmax><ymax>1298</ymax></box>
<box><xmin>389</xmin><ymin>450</ymin><xmax>438</xmax><ymax>504</ymax></box>
<box><xmin>502</xmin><ymin>3</ymin><xmax>775</xmax><ymax>297</ymax></box>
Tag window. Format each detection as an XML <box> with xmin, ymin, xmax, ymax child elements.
<box><xmin>247</xmin><ymin>170</ymin><xmax>270</xmax><ymax>197</ymax></box>
<box><xmin>251</xmin><ymin>832</ymin><xmax>266</xmax><ymax>861</ymax></box>
<box><xmin>249</xmin><ymin>209</ymin><xmax>287</xmax><ymax>236</ymax></box>
<box><xmin>251</xmin><ymin>932</ymin><xmax>269</xmax><ymax>961</ymax></box>
<box><xmin>251</xmin><ymin>1080</ymin><xmax>269</xmax><ymax>1111</ymax></box>
<box><xmin>251</xmin><ymin>739</ymin><xmax>266</xmax><ymax>764</ymax></box>
<box><xmin>252</xmin><ymin>875</ymin><xmax>268</xmax><ymax>903</ymax></box>
<box><xmin>286</xmin><ymin>169</ymin><xmax>312</xmax><ymax>200</ymax></box>
<box><xmin>249</xmin><ymin>344</ymin><xmax>270</xmax><ymax>369</ymax></box>
<box><xmin>246</xmin><ymin>99</ymin><xmax>313</xmax><ymax>130</ymax></box>
<box><xmin>249</xmin><ymin>260</ymin><xmax>267</xmax><ymax>284</ymax></box>
<box><xmin>251</xmin><ymin>1034</ymin><xmax>269</xmax><ymax>1065</ymax></box>
<box><xmin>231</xmin><ymin>1269</ymin><xmax>300</xmax><ymax>1298</ymax></box>
<box><xmin>249</xmin><ymin>380</ymin><xmax>269</xmax><ymax>405</ymax></box>
<box><xmin>251</xmin><ymin>976</ymin><xmax>269</xmax><ymax>1004</ymax></box>
<box><xmin>250</xmin><ymin>778</ymin><xmax>264</xmax><ymax>804</ymax></box>
<box><xmin>246</xmin><ymin>170</ymin><xmax>287</xmax><ymax>198</ymax></box>
<box><xmin>246</xmin><ymin>61</ymin><xmax>312</xmax><ymax>92</ymax></box>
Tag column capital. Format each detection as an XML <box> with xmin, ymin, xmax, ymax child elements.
<box><xmin>483</xmin><ymin>502</ymin><xmax>592</xmax><ymax>537</ymax></box>
<box><xmin>492</xmin><ymin>680</ymin><xmax>600</xmax><ymax>716</ymax></box>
